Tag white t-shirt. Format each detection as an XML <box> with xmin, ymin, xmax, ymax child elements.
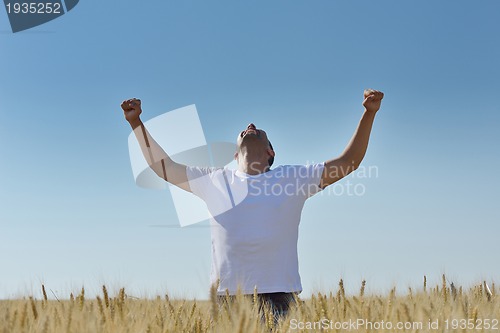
<box><xmin>186</xmin><ymin>163</ymin><xmax>325</xmax><ymax>295</ymax></box>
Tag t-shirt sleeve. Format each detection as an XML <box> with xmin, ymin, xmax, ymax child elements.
<box><xmin>186</xmin><ymin>166</ymin><xmax>220</xmax><ymax>201</ymax></box>
<box><xmin>299</xmin><ymin>162</ymin><xmax>325</xmax><ymax>198</ymax></box>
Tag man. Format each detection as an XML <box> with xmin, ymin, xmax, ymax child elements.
<box><xmin>120</xmin><ymin>89</ymin><xmax>384</xmax><ymax>315</ymax></box>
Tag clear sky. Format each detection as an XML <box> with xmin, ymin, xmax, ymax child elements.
<box><xmin>1</xmin><ymin>0</ymin><xmax>499</xmax><ymax>300</ymax></box>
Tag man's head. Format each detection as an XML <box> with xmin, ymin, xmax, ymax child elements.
<box><xmin>235</xmin><ymin>123</ymin><xmax>275</xmax><ymax>169</ymax></box>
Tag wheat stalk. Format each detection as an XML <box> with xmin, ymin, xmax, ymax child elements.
<box><xmin>360</xmin><ymin>279</ymin><xmax>366</xmax><ymax>298</ymax></box>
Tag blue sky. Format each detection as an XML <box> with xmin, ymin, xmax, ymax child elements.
<box><xmin>1</xmin><ymin>0</ymin><xmax>499</xmax><ymax>299</ymax></box>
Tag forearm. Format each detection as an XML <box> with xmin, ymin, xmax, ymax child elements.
<box><xmin>320</xmin><ymin>90</ymin><xmax>383</xmax><ymax>188</ymax></box>
<box><xmin>129</xmin><ymin>118</ymin><xmax>172</xmax><ymax>181</ymax></box>
<box><xmin>340</xmin><ymin>110</ymin><xmax>376</xmax><ymax>169</ymax></box>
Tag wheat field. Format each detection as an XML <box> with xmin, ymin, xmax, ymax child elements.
<box><xmin>1</xmin><ymin>276</ymin><xmax>499</xmax><ymax>333</ymax></box>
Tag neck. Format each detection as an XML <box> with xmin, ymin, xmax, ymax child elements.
<box><xmin>237</xmin><ymin>148</ymin><xmax>270</xmax><ymax>175</ymax></box>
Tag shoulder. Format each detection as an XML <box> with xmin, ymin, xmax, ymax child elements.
<box><xmin>274</xmin><ymin>163</ymin><xmax>325</xmax><ymax>175</ymax></box>
<box><xmin>186</xmin><ymin>166</ymin><xmax>223</xmax><ymax>180</ymax></box>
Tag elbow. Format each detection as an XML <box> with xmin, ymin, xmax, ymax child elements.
<box><xmin>339</xmin><ymin>154</ymin><xmax>362</xmax><ymax>173</ymax></box>
<box><xmin>342</xmin><ymin>156</ymin><xmax>361</xmax><ymax>173</ymax></box>
<box><xmin>350</xmin><ymin>155</ymin><xmax>365</xmax><ymax>172</ymax></box>
<box><xmin>151</xmin><ymin>160</ymin><xmax>169</xmax><ymax>181</ymax></box>
<box><xmin>344</xmin><ymin>159</ymin><xmax>361</xmax><ymax>176</ymax></box>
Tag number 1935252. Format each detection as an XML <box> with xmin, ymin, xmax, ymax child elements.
<box><xmin>5</xmin><ymin>2</ymin><xmax>62</xmax><ymax>14</ymax></box>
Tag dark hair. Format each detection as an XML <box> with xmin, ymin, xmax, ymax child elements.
<box><xmin>268</xmin><ymin>141</ymin><xmax>274</xmax><ymax>167</ymax></box>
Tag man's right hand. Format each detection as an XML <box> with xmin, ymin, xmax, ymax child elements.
<box><xmin>121</xmin><ymin>98</ymin><xmax>142</xmax><ymax>123</ymax></box>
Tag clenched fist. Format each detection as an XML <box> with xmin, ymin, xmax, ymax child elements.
<box><xmin>362</xmin><ymin>89</ymin><xmax>384</xmax><ymax>113</ymax></box>
<box><xmin>121</xmin><ymin>98</ymin><xmax>142</xmax><ymax>122</ymax></box>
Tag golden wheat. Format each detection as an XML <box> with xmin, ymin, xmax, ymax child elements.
<box><xmin>1</xmin><ymin>279</ymin><xmax>499</xmax><ymax>333</ymax></box>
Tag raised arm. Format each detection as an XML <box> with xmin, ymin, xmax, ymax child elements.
<box><xmin>121</xmin><ymin>98</ymin><xmax>191</xmax><ymax>192</ymax></box>
<box><xmin>320</xmin><ymin>89</ymin><xmax>384</xmax><ymax>188</ymax></box>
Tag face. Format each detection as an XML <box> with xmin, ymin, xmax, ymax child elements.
<box><xmin>235</xmin><ymin>123</ymin><xmax>275</xmax><ymax>164</ymax></box>
<box><xmin>236</xmin><ymin>123</ymin><xmax>270</xmax><ymax>149</ymax></box>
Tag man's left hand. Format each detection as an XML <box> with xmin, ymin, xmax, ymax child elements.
<box><xmin>362</xmin><ymin>89</ymin><xmax>384</xmax><ymax>113</ymax></box>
